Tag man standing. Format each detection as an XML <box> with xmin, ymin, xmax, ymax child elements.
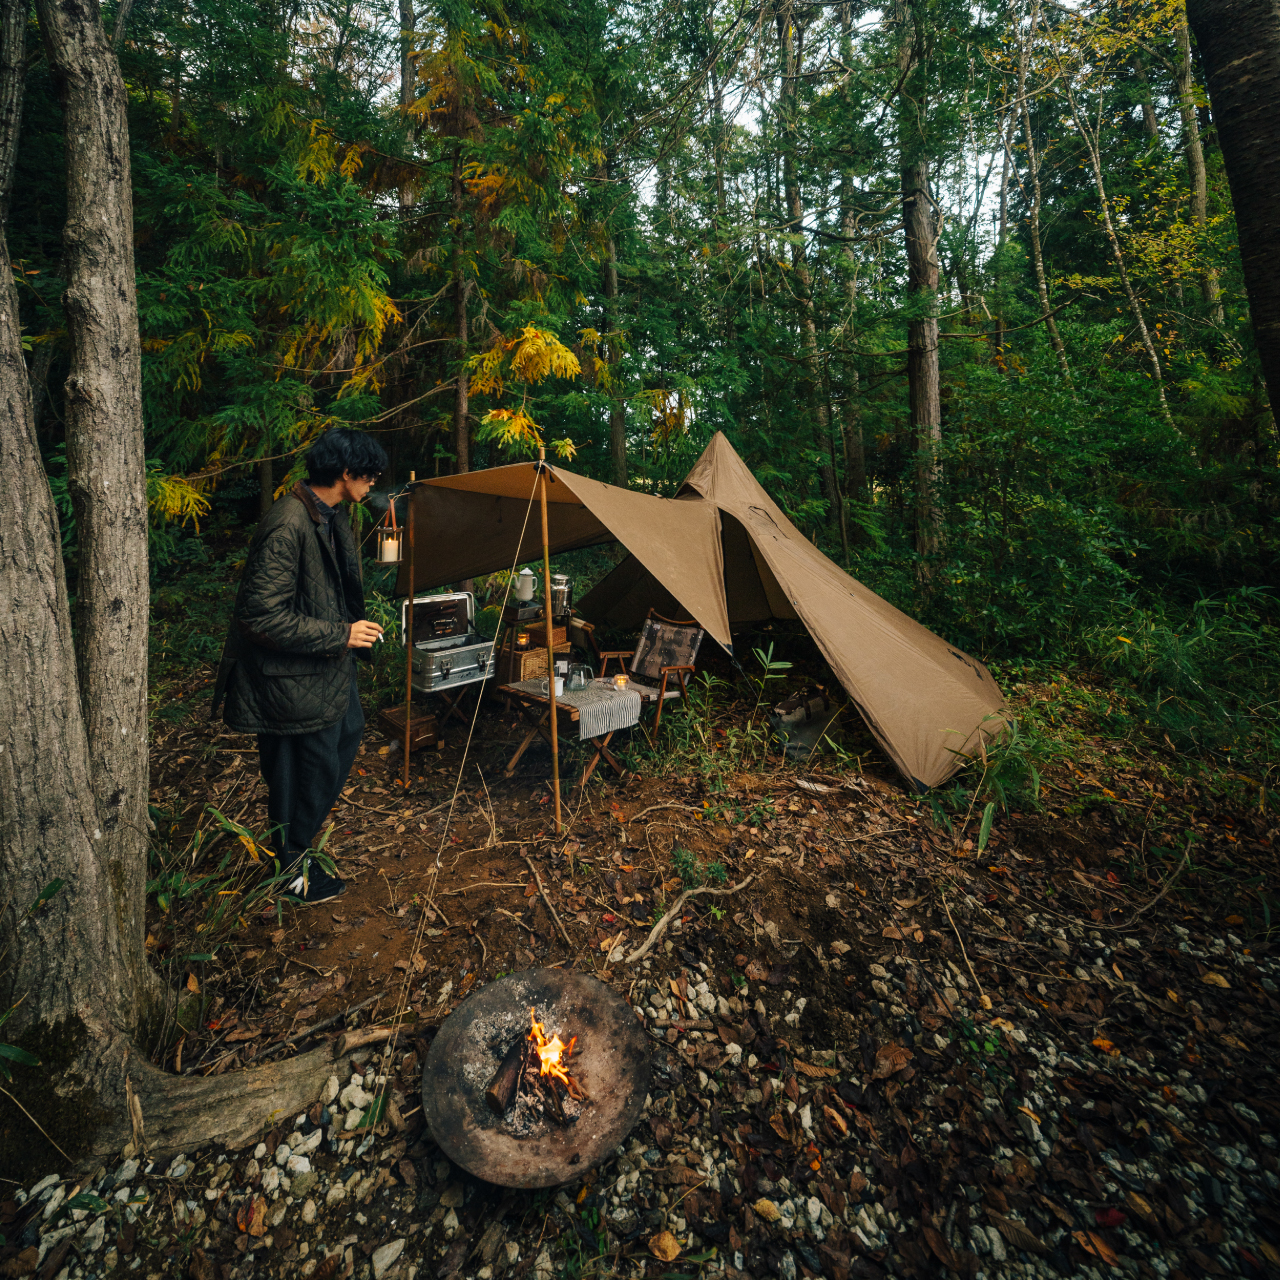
<box><xmin>213</xmin><ymin>428</ymin><xmax>389</xmax><ymax>903</ymax></box>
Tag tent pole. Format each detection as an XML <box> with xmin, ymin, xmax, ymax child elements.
<box><xmin>403</xmin><ymin>473</ymin><xmax>415</xmax><ymax>790</ymax></box>
<box><xmin>538</xmin><ymin>447</ymin><xmax>562</xmax><ymax>833</ymax></box>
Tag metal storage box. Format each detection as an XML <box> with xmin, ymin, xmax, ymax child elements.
<box><xmin>401</xmin><ymin>592</ymin><xmax>494</xmax><ymax>694</ymax></box>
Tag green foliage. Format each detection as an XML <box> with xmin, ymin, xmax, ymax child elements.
<box><xmin>671</xmin><ymin>847</ymin><xmax>728</xmax><ymax>889</ymax></box>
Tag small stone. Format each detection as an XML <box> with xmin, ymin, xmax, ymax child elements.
<box><xmin>321</xmin><ymin>1075</ymin><xmax>340</xmax><ymax>1105</ymax></box>
<box><xmin>443</xmin><ymin>1208</ymin><xmax>460</xmax><ymax>1238</ymax></box>
<box><xmin>985</xmin><ymin>1225</ymin><xmax>1006</xmax><ymax>1262</ymax></box>
<box><xmin>344</xmin><ymin>1109</ymin><xmax>365</xmax><ymax>1131</ymax></box>
<box><xmin>778</xmin><ymin>1250</ymin><xmax>797</xmax><ymax>1280</ymax></box>
<box><xmin>293</xmin><ymin>1129</ymin><xmax>323</xmax><ymax>1157</ymax></box>
<box><xmin>84</xmin><ymin>1218</ymin><xmax>107</xmax><ymax>1252</ymax></box>
<box><xmin>302</xmin><ymin>1199</ymin><xmax>317</xmax><ymax>1225</ymax></box>
<box><xmin>339</xmin><ymin>1082</ymin><xmax>372</xmax><ymax>1111</ymax></box>
<box><xmin>275</xmin><ymin>1145</ymin><xmax>292</xmax><ymax>1168</ymax></box>
<box><xmin>291</xmin><ymin>1171</ymin><xmax>318</xmax><ymax>1198</ymax></box>
<box><xmin>324</xmin><ymin>1183</ymin><xmax>347</xmax><ymax>1207</ymax></box>
<box><xmin>806</xmin><ymin>1197</ymin><xmax>822</xmax><ymax>1224</ymax></box>
<box><xmin>42</xmin><ymin>1187</ymin><xmax>67</xmax><ymax>1220</ymax></box>
<box><xmin>534</xmin><ymin>1250</ymin><xmax>554</xmax><ymax>1280</ymax></box>
<box><xmin>372</xmin><ymin>1238</ymin><xmax>406</xmax><ymax>1279</ymax></box>
<box><xmin>505</xmin><ymin>1242</ymin><xmax>520</xmax><ymax>1266</ymax></box>
<box><xmin>286</xmin><ymin>1156</ymin><xmax>312</xmax><ymax>1177</ymax></box>
<box><xmin>439</xmin><ymin>1183</ymin><xmax>465</xmax><ymax>1208</ymax></box>
<box><xmin>1017</xmin><ymin>1113</ymin><xmax>1041</xmax><ymax>1144</ymax></box>
<box><xmin>244</xmin><ymin>1159</ymin><xmax>261</xmax><ymax>1181</ymax></box>
<box><xmin>261</xmin><ymin>1168</ymin><xmax>280</xmax><ymax>1195</ymax></box>
<box><xmin>869</xmin><ymin>964</ymin><xmax>888</xmax><ymax>979</ymax></box>
<box><xmin>115</xmin><ymin>1159</ymin><xmax>140</xmax><ymax>1186</ymax></box>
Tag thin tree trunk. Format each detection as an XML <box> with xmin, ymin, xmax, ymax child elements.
<box><xmin>1186</xmin><ymin>0</ymin><xmax>1280</xmax><ymax>406</ymax></box>
<box><xmin>605</xmin><ymin>235</ymin><xmax>627</xmax><ymax>486</ymax></box>
<box><xmin>1174</xmin><ymin>19</ymin><xmax>1222</xmax><ymax>321</ymax></box>
<box><xmin>993</xmin><ymin>108</ymin><xmax>1011</xmax><ymax>358</ymax></box>
<box><xmin>1015</xmin><ymin>0</ymin><xmax>1071</xmax><ymax>381</ymax></box>
<box><xmin>258</xmin><ymin>457</ymin><xmax>274</xmax><ymax>515</ymax></box>
<box><xmin>1061</xmin><ymin>76</ymin><xmax>1173</xmax><ymax>425</ymax></box>
<box><xmin>36</xmin><ymin>0</ymin><xmax>155</xmax><ymax>1026</ymax></box>
<box><xmin>398</xmin><ymin>0</ymin><xmax>415</xmax><ymax>215</ymax></box>
<box><xmin>837</xmin><ymin>3</ymin><xmax>866</xmax><ymax>513</ymax></box>
<box><xmin>896</xmin><ymin>0</ymin><xmax>942</xmax><ymax>568</ymax></box>
<box><xmin>451</xmin><ymin>144</ymin><xmax>469</xmax><ymax>474</ymax></box>
<box><xmin>777</xmin><ymin>3</ymin><xmax>841</xmax><ymax>544</ymax></box>
<box><xmin>1131</xmin><ymin>52</ymin><xmax>1161</xmax><ymax>144</ymax></box>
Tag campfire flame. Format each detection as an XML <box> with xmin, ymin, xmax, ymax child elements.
<box><xmin>528</xmin><ymin>1007</ymin><xmax>576</xmax><ymax>1087</ymax></box>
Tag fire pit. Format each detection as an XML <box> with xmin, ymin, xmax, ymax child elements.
<box><xmin>421</xmin><ymin>969</ymin><xmax>651</xmax><ymax>1188</ymax></box>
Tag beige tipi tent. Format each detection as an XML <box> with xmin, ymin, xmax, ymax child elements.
<box><xmin>400</xmin><ymin>434</ymin><xmax>1007</xmax><ymax>788</ymax></box>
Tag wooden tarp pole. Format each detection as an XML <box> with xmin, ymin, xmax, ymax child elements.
<box><xmin>403</xmin><ymin>473</ymin><xmax>415</xmax><ymax>789</ymax></box>
<box><xmin>538</xmin><ymin>448</ymin><xmax>562</xmax><ymax>832</ymax></box>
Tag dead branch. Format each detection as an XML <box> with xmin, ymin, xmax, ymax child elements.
<box><xmin>623</xmin><ymin>875</ymin><xmax>757</xmax><ymax>964</ymax></box>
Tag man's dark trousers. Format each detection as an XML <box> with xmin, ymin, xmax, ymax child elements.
<box><xmin>258</xmin><ymin>673</ymin><xmax>364</xmax><ymax>864</ymax></box>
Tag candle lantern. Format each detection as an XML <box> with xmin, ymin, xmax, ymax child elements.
<box><xmin>613</xmin><ymin>672</ymin><xmax>629</xmax><ymax>690</ymax></box>
<box><xmin>376</xmin><ymin>501</ymin><xmax>403</xmax><ymax>564</ymax></box>
<box><xmin>516</xmin><ymin>631</ymin><xmax>531</xmax><ymax>651</ymax></box>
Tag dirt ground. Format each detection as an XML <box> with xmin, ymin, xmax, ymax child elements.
<box><xmin>6</xmin><ymin>673</ymin><xmax>1280</xmax><ymax>1280</ymax></box>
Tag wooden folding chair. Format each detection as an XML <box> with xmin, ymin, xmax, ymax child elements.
<box><xmin>598</xmin><ymin>608</ymin><xmax>704</xmax><ymax>735</ymax></box>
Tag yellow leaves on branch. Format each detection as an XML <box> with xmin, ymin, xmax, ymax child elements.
<box><xmin>472</xmin><ymin>326</ymin><xmax>582</xmax><ymax>458</ymax></box>
<box><xmin>469</xmin><ymin>325</ymin><xmax>581</xmax><ymax>398</ymax></box>
<box><xmin>147</xmin><ymin>468</ymin><xmax>212</xmax><ymax>529</ymax></box>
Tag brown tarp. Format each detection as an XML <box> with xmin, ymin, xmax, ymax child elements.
<box><xmin>400</xmin><ymin>437</ymin><xmax>1008</xmax><ymax>788</ymax></box>
<box><xmin>395</xmin><ymin>462</ymin><xmax>732</xmax><ymax>648</ymax></box>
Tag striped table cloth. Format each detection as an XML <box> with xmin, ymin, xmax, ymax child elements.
<box><xmin>509</xmin><ymin>679</ymin><xmax>643</xmax><ymax>740</ymax></box>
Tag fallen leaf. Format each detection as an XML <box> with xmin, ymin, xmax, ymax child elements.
<box><xmin>1123</xmin><ymin>1191</ymin><xmax>1157</xmax><ymax>1227</ymax></box>
<box><xmin>1225</xmin><ymin>914</ymin><xmax>1244</xmax><ymax>925</ymax></box>
<box><xmin>186</xmin><ymin>973</ymin><xmax>200</xmax><ymax>994</ymax></box>
<box><xmin>823</xmin><ymin>1104</ymin><xmax>848</xmax><ymax>1136</ymax></box>
<box><xmin>871</xmin><ymin>1043</ymin><xmax>913</xmax><ymax>1079</ymax></box>
<box><xmin>893</xmin><ymin>896</ymin><xmax>921</xmax><ymax>909</ymax></box>
<box><xmin>1095</xmin><ymin>1207</ymin><xmax>1127</xmax><ymax>1229</ymax></box>
<box><xmin>235</xmin><ymin>1196</ymin><xmax>268</xmax><ymax>1237</ymax></box>
<box><xmin>1073</xmin><ymin>1230</ymin><xmax>1118</xmax><ymax>1267</ymax></box>
<box><xmin>794</xmin><ymin>1059</ymin><xmax>839</xmax><ymax>1078</ymax></box>
<box><xmin>649</xmin><ymin>1231</ymin><xmax>681</xmax><ymax>1263</ymax></box>
<box><xmin>1017</xmin><ymin>1105</ymin><xmax>1041</xmax><ymax>1125</ymax></box>
<box><xmin>989</xmin><ymin>1212</ymin><xmax>1047</xmax><ymax>1253</ymax></box>
<box><xmin>991</xmin><ymin>1017</ymin><xmax>1016</xmax><ymax>1033</ymax></box>
<box><xmin>753</xmin><ymin>1199</ymin><xmax>782</xmax><ymax>1223</ymax></box>
<box><xmin>1091</xmin><ymin>1037</ymin><xmax>1120</xmax><ymax>1057</ymax></box>
<box><xmin>225</xmin><ymin>1027</ymin><xmax>262</xmax><ymax>1043</ymax></box>
<box><xmin>745</xmin><ymin>961</ymin><xmax>769</xmax><ymax>982</ymax></box>
<box><xmin>1202</xmin><ymin>972</ymin><xmax>1230</xmax><ymax>988</ymax></box>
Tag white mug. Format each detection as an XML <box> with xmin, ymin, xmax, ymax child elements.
<box><xmin>540</xmin><ymin>676</ymin><xmax>565</xmax><ymax>697</ymax></box>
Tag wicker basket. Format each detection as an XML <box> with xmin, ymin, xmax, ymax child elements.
<box><xmin>496</xmin><ymin>641</ymin><xmax>571</xmax><ymax>685</ymax></box>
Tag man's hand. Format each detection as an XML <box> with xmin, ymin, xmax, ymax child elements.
<box><xmin>347</xmin><ymin>620</ymin><xmax>384</xmax><ymax>649</ymax></box>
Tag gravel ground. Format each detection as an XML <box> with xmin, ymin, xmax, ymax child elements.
<box><xmin>6</xmin><ymin>908</ymin><xmax>1280</xmax><ymax>1280</ymax></box>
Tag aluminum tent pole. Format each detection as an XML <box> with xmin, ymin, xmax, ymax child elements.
<box><xmin>538</xmin><ymin>448</ymin><xmax>562</xmax><ymax>833</ymax></box>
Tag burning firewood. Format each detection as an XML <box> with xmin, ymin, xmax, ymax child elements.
<box><xmin>484</xmin><ymin>1036</ymin><xmax>531</xmax><ymax>1115</ymax></box>
<box><xmin>483</xmin><ymin>1006</ymin><xmax>589</xmax><ymax>1122</ymax></box>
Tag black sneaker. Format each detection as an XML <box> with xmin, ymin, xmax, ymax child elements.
<box><xmin>282</xmin><ymin>862</ymin><xmax>347</xmax><ymax>905</ymax></box>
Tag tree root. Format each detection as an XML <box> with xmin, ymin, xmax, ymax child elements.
<box><xmin>623</xmin><ymin>874</ymin><xmax>756</xmax><ymax>965</ymax></box>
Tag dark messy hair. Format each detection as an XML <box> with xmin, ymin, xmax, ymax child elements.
<box><xmin>304</xmin><ymin>428</ymin><xmax>389</xmax><ymax>487</ymax></box>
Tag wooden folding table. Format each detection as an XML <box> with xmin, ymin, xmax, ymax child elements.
<box><xmin>500</xmin><ymin>681</ymin><xmax>642</xmax><ymax>787</ymax></box>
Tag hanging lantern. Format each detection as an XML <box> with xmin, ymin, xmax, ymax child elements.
<box><xmin>376</xmin><ymin>500</ymin><xmax>403</xmax><ymax>564</ymax></box>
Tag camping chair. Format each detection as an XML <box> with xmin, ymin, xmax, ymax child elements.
<box><xmin>598</xmin><ymin>608</ymin><xmax>704</xmax><ymax>735</ymax></box>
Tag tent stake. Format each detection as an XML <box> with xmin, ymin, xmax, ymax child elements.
<box><xmin>538</xmin><ymin>448</ymin><xmax>562</xmax><ymax>833</ymax></box>
<box><xmin>403</xmin><ymin>472</ymin><xmax>416</xmax><ymax>790</ymax></box>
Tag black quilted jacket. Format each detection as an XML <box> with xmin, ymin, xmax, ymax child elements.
<box><xmin>212</xmin><ymin>483</ymin><xmax>369</xmax><ymax>734</ymax></box>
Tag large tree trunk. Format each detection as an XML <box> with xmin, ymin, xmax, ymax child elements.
<box><xmin>1174</xmin><ymin>19</ymin><xmax>1223</xmax><ymax>321</ymax></box>
<box><xmin>1187</xmin><ymin>0</ymin><xmax>1280</xmax><ymax>404</ymax></box>
<box><xmin>896</xmin><ymin>1</ymin><xmax>942</xmax><ymax>567</ymax></box>
<box><xmin>0</xmin><ymin>0</ymin><xmax>369</xmax><ymax>1178</ymax></box>
<box><xmin>36</xmin><ymin>0</ymin><xmax>155</xmax><ymax>1033</ymax></box>
<box><xmin>0</xmin><ymin>0</ymin><xmax>22</xmax><ymax>221</ymax></box>
<box><xmin>777</xmin><ymin>3</ymin><xmax>842</xmax><ymax>548</ymax></box>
